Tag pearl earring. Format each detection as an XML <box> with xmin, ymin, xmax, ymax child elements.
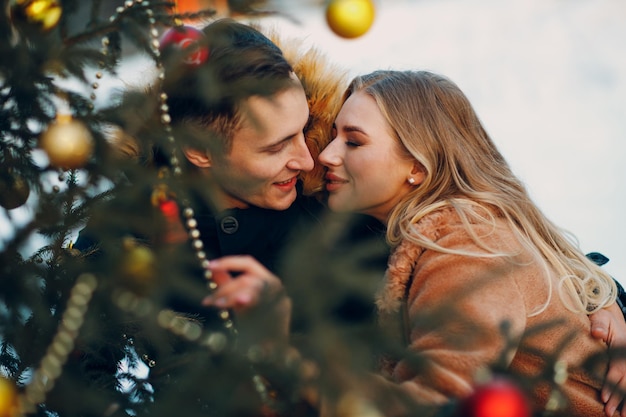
<box><xmin>407</xmin><ymin>177</ymin><xmax>415</xmax><ymax>185</ymax></box>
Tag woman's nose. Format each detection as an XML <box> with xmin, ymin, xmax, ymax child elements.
<box><xmin>318</xmin><ymin>140</ymin><xmax>340</xmax><ymax>167</ymax></box>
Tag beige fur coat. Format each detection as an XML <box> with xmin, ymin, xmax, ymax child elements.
<box><xmin>375</xmin><ymin>207</ymin><xmax>611</xmax><ymax>416</ymax></box>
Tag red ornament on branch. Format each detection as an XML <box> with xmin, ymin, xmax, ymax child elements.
<box><xmin>159</xmin><ymin>25</ymin><xmax>209</xmax><ymax>67</ymax></box>
<box><xmin>155</xmin><ymin>198</ymin><xmax>188</xmax><ymax>245</ymax></box>
<box><xmin>460</xmin><ymin>377</ymin><xmax>531</xmax><ymax>417</ymax></box>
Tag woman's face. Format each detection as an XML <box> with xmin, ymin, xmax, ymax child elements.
<box><xmin>318</xmin><ymin>90</ymin><xmax>417</xmax><ymax>223</ymax></box>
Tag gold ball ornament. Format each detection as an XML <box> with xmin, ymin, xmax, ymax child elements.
<box><xmin>39</xmin><ymin>114</ymin><xmax>94</xmax><ymax>170</ymax></box>
<box><xmin>119</xmin><ymin>239</ymin><xmax>157</xmax><ymax>295</ymax></box>
<box><xmin>0</xmin><ymin>173</ymin><xmax>30</xmax><ymax>210</ymax></box>
<box><xmin>326</xmin><ymin>0</ymin><xmax>376</xmax><ymax>39</ymax></box>
<box><xmin>0</xmin><ymin>377</ymin><xmax>19</xmax><ymax>417</ymax></box>
<box><xmin>10</xmin><ymin>0</ymin><xmax>63</xmax><ymax>31</ymax></box>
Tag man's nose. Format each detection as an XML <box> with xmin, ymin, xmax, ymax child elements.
<box><xmin>288</xmin><ymin>139</ymin><xmax>314</xmax><ymax>172</ymax></box>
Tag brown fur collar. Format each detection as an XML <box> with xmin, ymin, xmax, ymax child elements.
<box><xmin>375</xmin><ymin>208</ymin><xmax>457</xmax><ymax>316</ymax></box>
<box><xmin>267</xmin><ymin>30</ymin><xmax>350</xmax><ymax>197</ymax></box>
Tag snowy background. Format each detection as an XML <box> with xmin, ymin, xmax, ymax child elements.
<box><xmin>257</xmin><ymin>0</ymin><xmax>626</xmax><ymax>284</ymax></box>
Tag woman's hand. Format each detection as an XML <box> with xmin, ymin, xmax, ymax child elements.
<box><xmin>590</xmin><ymin>302</ymin><xmax>626</xmax><ymax>417</ymax></box>
<box><xmin>201</xmin><ymin>255</ymin><xmax>291</xmax><ymax>343</ymax></box>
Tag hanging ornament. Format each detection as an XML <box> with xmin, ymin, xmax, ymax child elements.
<box><xmin>118</xmin><ymin>238</ymin><xmax>157</xmax><ymax>295</ymax></box>
<box><xmin>325</xmin><ymin>0</ymin><xmax>375</xmax><ymax>39</ymax></box>
<box><xmin>39</xmin><ymin>114</ymin><xmax>94</xmax><ymax>170</ymax></box>
<box><xmin>0</xmin><ymin>376</ymin><xmax>19</xmax><ymax>417</ymax></box>
<box><xmin>9</xmin><ymin>0</ymin><xmax>62</xmax><ymax>32</ymax></box>
<box><xmin>159</xmin><ymin>25</ymin><xmax>210</xmax><ymax>67</ymax></box>
<box><xmin>0</xmin><ymin>172</ymin><xmax>30</xmax><ymax>210</ymax></box>
<box><xmin>460</xmin><ymin>377</ymin><xmax>531</xmax><ymax>417</ymax></box>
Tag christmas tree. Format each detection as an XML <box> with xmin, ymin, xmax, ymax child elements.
<box><xmin>1</xmin><ymin>1</ymin><xmax>390</xmax><ymax>416</ymax></box>
<box><xmin>0</xmin><ymin>1</ymin><xmax>610</xmax><ymax>417</ymax></box>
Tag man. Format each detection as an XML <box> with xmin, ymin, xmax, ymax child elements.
<box><xmin>70</xmin><ymin>18</ymin><xmax>352</xmax><ymax>417</ymax></box>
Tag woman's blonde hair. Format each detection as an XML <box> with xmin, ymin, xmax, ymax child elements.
<box><xmin>345</xmin><ymin>70</ymin><xmax>615</xmax><ymax>314</ymax></box>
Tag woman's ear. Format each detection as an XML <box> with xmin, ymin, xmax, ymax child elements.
<box><xmin>411</xmin><ymin>162</ymin><xmax>427</xmax><ymax>186</ymax></box>
<box><xmin>183</xmin><ymin>148</ymin><xmax>211</xmax><ymax>168</ymax></box>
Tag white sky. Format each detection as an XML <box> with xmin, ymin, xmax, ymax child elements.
<box><xmin>256</xmin><ymin>0</ymin><xmax>626</xmax><ymax>284</ymax></box>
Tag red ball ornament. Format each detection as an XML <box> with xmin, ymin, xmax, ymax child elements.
<box><xmin>461</xmin><ymin>378</ymin><xmax>531</xmax><ymax>417</ymax></box>
<box><xmin>159</xmin><ymin>199</ymin><xmax>179</xmax><ymax>220</ymax></box>
<box><xmin>159</xmin><ymin>25</ymin><xmax>209</xmax><ymax>67</ymax></box>
<box><xmin>158</xmin><ymin>199</ymin><xmax>188</xmax><ymax>245</ymax></box>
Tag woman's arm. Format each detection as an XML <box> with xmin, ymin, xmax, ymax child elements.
<box><xmin>395</xmin><ymin>250</ymin><xmax>528</xmax><ymax>400</ymax></box>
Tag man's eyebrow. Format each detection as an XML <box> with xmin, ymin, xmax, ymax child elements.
<box><xmin>259</xmin><ymin>132</ymin><xmax>299</xmax><ymax>150</ymax></box>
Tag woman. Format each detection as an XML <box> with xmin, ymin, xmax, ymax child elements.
<box><xmin>203</xmin><ymin>70</ymin><xmax>626</xmax><ymax>416</ymax></box>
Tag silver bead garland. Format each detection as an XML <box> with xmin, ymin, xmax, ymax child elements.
<box><xmin>20</xmin><ymin>274</ymin><xmax>98</xmax><ymax>415</ymax></box>
<box><xmin>142</xmin><ymin>12</ymin><xmax>235</xmax><ymax>334</ymax></box>
<box><xmin>97</xmin><ymin>0</ymin><xmax>272</xmax><ymax>407</ymax></box>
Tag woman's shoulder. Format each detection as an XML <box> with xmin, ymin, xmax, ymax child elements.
<box><xmin>393</xmin><ymin>205</ymin><xmax>525</xmax><ymax>267</ymax></box>
<box><xmin>408</xmin><ymin>205</ymin><xmax>504</xmax><ymax>238</ymax></box>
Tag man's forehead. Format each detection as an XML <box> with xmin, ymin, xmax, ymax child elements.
<box><xmin>236</xmin><ymin>86</ymin><xmax>308</xmax><ymax>143</ymax></box>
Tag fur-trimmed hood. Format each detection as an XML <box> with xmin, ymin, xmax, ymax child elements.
<box><xmin>266</xmin><ymin>30</ymin><xmax>349</xmax><ymax>198</ymax></box>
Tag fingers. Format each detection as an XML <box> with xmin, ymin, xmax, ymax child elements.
<box><xmin>593</xmin><ymin>303</ymin><xmax>626</xmax><ymax>416</ymax></box>
<box><xmin>201</xmin><ymin>255</ymin><xmax>283</xmax><ymax>312</ymax></box>
<box><xmin>603</xmin><ymin>353</ymin><xmax>626</xmax><ymax>417</ymax></box>
<box><xmin>209</xmin><ymin>265</ymin><xmax>233</xmax><ymax>287</ymax></box>
<box><xmin>210</xmin><ymin>255</ymin><xmax>274</xmax><ymax>279</ymax></box>
<box><xmin>603</xmin><ymin>368</ymin><xmax>626</xmax><ymax>416</ymax></box>
<box><xmin>203</xmin><ymin>275</ymin><xmax>266</xmax><ymax>310</ymax></box>
<box><xmin>590</xmin><ymin>308</ymin><xmax>611</xmax><ymax>344</ymax></box>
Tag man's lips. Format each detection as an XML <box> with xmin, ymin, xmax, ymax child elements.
<box><xmin>274</xmin><ymin>177</ymin><xmax>297</xmax><ymax>188</ymax></box>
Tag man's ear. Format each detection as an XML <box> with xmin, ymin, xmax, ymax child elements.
<box><xmin>183</xmin><ymin>148</ymin><xmax>211</xmax><ymax>168</ymax></box>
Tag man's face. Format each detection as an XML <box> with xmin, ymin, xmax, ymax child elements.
<box><xmin>200</xmin><ymin>83</ymin><xmax>313</xmax><ymax>210</ymax></box>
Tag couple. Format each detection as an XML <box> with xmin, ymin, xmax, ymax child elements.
<box><xmin>157</xmin><ymin>19</ymin><xmax>626</xmax><ymax>417</ymax></box>
<box><xmin>80</xmin><ymin>18</ymin><xmax>624</xmax><ymax>417</ymax></box>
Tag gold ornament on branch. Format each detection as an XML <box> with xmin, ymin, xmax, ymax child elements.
<box><xmin>326</xmin><ymin>0</ymin><xmax>376</xmax><ymax>39</ymax></box>
<box><xmin>39</xmin><ymin>114</ymin><xmax>94</xmax><ymax>170</ymax></box>
<box><xmin>118</xmin><ymin>238</ymin><xmax>157</xmax><ymax>295</ymax></box>
<box><xmin>0</xmin><ymin>377</ymin><xmax>19</xmax><ymax>417</ymax></box>
<box><xmin>0</xmin><ymin>172</ymin><xmax>30</xmax><ymax>210</ymax></box>
<box><xmin>9</xmin><ymin>0</ymin><xmax>62</xmax><ymax>32</ymax></box>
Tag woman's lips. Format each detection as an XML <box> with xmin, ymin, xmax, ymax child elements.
<box><xmin>325</xmin><ymin>173</ymin><xmax>348</xmax><ymax>192</ymax></box>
